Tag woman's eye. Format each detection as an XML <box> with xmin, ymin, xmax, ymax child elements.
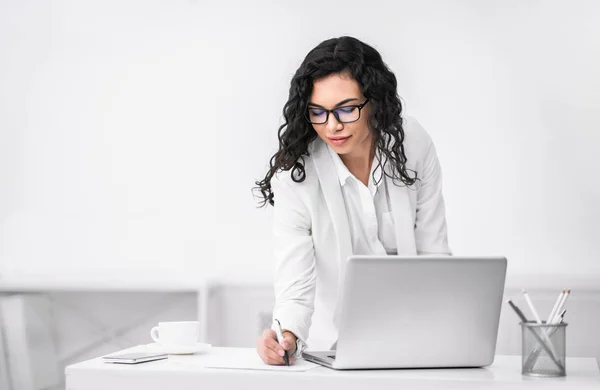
<box><xmin>337</xmin><ymin>106</ymin><xmax>356</xmax><ymax>114</ymax></box>
<box><xmin>310</xmin><ymin>109</ymin><xmax>325</xmax><ymax>116</ymax></box>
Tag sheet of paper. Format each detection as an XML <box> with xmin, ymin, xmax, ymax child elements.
<box><xmin>204</xmin><ymin>355</ymin><xmax>320</xmax><ymax>372</ymax></box>
<box><xmin>164</xmin><ymin>348</ymin><xmax>321</xmax><ymax>372</ymax></box>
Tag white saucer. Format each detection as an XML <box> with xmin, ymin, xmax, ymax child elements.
<box><xmin>145</xmin><ymin>342</ymin><xmax>212</xmax><ymax>355</ymax></box>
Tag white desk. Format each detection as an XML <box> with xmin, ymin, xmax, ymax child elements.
<box><xmin>66</xmin><ymin>345</ymin><xmax>600</xmax><ymax>390</ymax></box>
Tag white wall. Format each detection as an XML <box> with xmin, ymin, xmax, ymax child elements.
<box><xmin>1</xmin><ymin>0</ymin><xmax>599</xmax><ymax>285</ymax></box>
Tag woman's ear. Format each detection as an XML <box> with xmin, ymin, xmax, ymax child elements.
<box><xmin>369</xmin><ymin>117</ymin><xmax>379</xmax><ymax>131</ymax></box>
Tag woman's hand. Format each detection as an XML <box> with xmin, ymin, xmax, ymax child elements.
<box><xmin>257</xmin><ymin>328</ymin><xmax>298</xmax><ymax>365</ymax></box>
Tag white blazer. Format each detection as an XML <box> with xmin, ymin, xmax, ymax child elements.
<box><xmin>271</xmin><ymin>116</ymin><xmax>451</xmax><ymax>351</ymax></box>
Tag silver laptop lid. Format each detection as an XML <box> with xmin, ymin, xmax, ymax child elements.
<box><xmin>333</xmin><ymin>256</ymin><xmax>507</xmax><ymax>369</ymax></box>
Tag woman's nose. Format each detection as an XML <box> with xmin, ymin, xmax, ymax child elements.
<box><xmin>326</xmin><ymin>113</ymin><xmax>343</xmax><ymax>132</ymax></box>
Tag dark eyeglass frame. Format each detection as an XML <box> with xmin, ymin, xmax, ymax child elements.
<box><xmin>305</xmin><ymin>99</ymin><xmax>370</xmax><ymax>124</ymax></box>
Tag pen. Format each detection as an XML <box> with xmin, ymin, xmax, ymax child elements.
<box><xmin>558</xmin><ymin>309</ymin><xmax>566</xmax><ymax>323</ymax></box>
<box><xmin>522</xmin><ymin>289</ymin><xmax>542</xmax><ymax>323</ymax></box>
<box><xmin>507</xmin><ymin>299</ymin><xmax>528</xmax><ymax>322</ymax></box>
<box><xmin>546</xmin><ymin>289</ymin><xmax>565</xmax><ymax>324</ymax></box>
<box><xmin>550</xmin><ymin>289</ymin><xmax>571</xmax><ymax>324</ymax></box>
<box><xmin>273</xmin><ymin>319</ymin><xmax>290</xmax><ymax>366</ymax></box>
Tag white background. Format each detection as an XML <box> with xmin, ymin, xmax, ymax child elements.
<box><xmin>1</xmin><ymin>0</ymin><xmax>599</xmax><ymax>286</ymax></box>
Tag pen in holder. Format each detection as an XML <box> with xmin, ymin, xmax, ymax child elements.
<box><xmin>521</xmin><ymin>321</ymin><xmax>567</xmax><ymax>377</ymax></box>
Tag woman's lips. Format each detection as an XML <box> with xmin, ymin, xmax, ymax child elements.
<box><xmin>329</xmin><ymin>135</ymin><xmax>351</xmax><ymax>146</ymax></box>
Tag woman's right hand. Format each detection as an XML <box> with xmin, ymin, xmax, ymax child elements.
<box><xmin>257</xmin><ymin>328</ymin><xmax>297</xmax><ymax>365</ymax></box>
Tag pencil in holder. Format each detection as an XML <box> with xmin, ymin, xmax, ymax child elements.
<box><xmin>521</xmin><ymin>321</ymin><xmax>567</xmax><ymax>377</ymax></box>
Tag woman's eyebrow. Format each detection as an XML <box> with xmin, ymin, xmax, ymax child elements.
<box><xmin>307</xmin><ymin>98</ymin><xmax>358</xmax><ymax>108</ymax></box>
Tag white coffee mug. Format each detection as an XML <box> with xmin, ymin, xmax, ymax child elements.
<box><xmin>150</xmin><ymin>321</ymin><xmax>199</xmax><ymax>346</ymax></box>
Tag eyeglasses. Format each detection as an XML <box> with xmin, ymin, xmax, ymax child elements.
<box><xmin>305</xmin><ymin>99</ymin><xmax>369</xmax><ymax>124</ymax></box>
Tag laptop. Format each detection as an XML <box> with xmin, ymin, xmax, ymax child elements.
<box><xmin>302</xmin><ymin>255</ymin><xmax>507</xmax><ymax>370</ymax></box>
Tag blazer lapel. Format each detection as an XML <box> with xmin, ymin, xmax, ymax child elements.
<box><xmin>384</xmin><ymin>164</ymin><xmax>418</xmax><ymax>255</ymax></box>
<box><xmin>309</xmin><ymin>138</ymin><xmax>353</xmax><ymax>278</ymax></box>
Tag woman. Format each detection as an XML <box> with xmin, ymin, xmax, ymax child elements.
<box><xmin>254</xmin><ymin>36</ymin><xmax>451</xmax><ymax>365</ymax></box>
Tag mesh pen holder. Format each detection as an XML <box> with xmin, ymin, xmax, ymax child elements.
<box><xmin>521</xmin><ymin>321</ymin><xmax>567</xmax><ymax>377</ymax></box>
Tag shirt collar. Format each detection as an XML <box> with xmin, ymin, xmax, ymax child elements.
<box><xmin>327</xmin><ymin>144</ymin><xmax>383</xmax><ymax>188</ymax></box>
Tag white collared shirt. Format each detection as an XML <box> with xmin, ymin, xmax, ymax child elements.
<box><xmin>327</xmin><ymin>145</ymin><xmax>398</xmax><ymax>256</ymax></box>
<box><xmin>290</xmin><ymin>146</ymin><xmax>399</xmax><ymax>358</ymax></box>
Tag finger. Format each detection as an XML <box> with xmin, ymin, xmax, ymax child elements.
<box><xmin>273</xmin><ymin>353</ymin><xmax>295</xmax><ymax>366</ymax></box>
<box><xmin>264</xmin><ymin>337</ymin><xmax>286</xmax><ymax>356</ymax></box>
<box><xmin>259</xmin><ymin>329</ymin><xmax>284</xmax><ymax>355</ymax></box>
<box><xmin>264</xmin><ymin>349</ymin><xmax>286</xmax><ymax>365</ymax></box>
<box><xmin>282</xmin><ymin>334</ymin><xmax>298</xmax><ymax>352</ymax></box>
<box><xmin>257</xmin><ymin>340</ymin><xmax>283</xmax><ymax>365</ymax></box>
<box><xmin>260</xmin><ymin>350</ymin><xmax>283</xmax><ymax>365</ymax></box>
<box><xmin>259</xmin><ymin>343</ymin><xmax>295</xmax><ymax>366</ymax></box>
<box><xmin>281</xmin><ymin>338</ymin><xmax>294</xmax><ymax>351</ymax></box>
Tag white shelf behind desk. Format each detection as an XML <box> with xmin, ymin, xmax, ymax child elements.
<box><xmin>0</xmin><ymin>274</ymin><xmax>215</xmax><ymax>390</ymax></box>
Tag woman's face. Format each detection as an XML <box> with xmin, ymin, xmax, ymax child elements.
<box><xmin>308</xmin><ymin>72</ymin><xmax>372</xmax><ymax>158</ymax></box>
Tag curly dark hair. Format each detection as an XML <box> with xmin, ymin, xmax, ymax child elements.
<box><xmin>254</xmin><ymin>36</ymin><xmax>417</xmax><ymax>207</ymax></box>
